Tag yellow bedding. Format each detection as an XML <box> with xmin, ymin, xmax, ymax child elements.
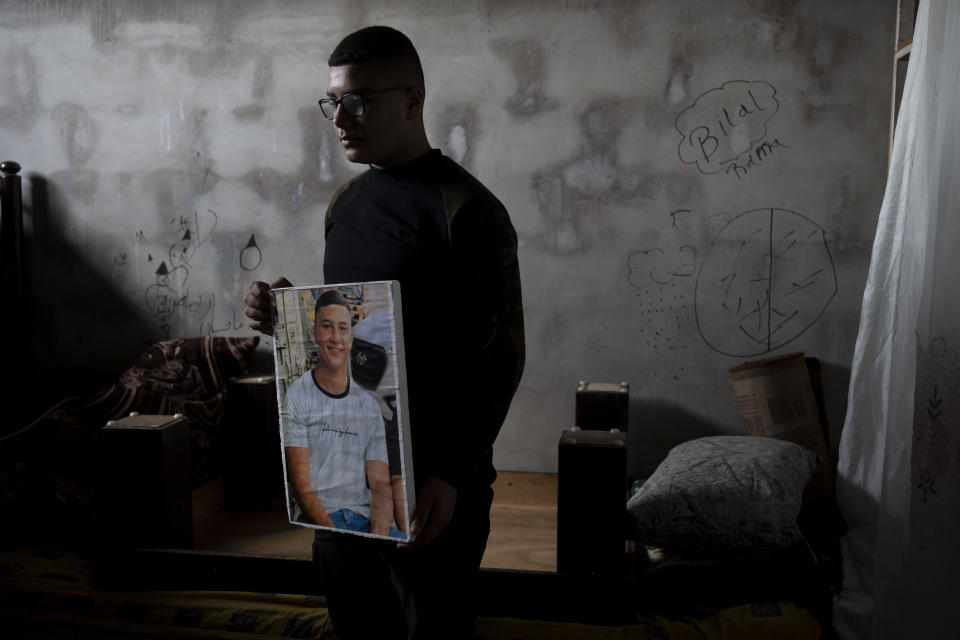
<box><xmin>1</xmin><ymin>544</ymin><xmax>333</xmax><ymax>639</ymax></box>
<box><xmin>1</xmin><ymin>544</ymin><xmax>820</xmax><ymax>639</ymax></box>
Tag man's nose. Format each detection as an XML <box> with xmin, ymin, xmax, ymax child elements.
<box><xmin>332</xmin><ymin>103</ymin><xmax>350</xmax><ymax>128</ymax></box>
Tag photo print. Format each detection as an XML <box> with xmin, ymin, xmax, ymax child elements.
<box><xmin>271</xmin><ymin>281</ymin><xmax>414</xmax><ymax>541</ymax></box>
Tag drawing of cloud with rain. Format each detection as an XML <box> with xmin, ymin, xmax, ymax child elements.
<box><xmin>628</xmin><ymin>246</ymin><xmax>697</xmax><ymax>288</ymax></box>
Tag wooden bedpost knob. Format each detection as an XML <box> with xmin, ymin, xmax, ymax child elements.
<box><xmin>1</xmin><ymin>161</ymin><xmax>21</xmax><ymax>175</ymax></box>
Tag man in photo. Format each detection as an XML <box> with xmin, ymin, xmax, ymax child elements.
<box><xmin>283</xmin><ymin>289</ymin><xmax>401</xmax><ymax>538</ymax></box>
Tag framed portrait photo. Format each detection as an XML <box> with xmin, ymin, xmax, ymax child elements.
<box><xmin>271</xmin><ymin>281</ymin><xmax>414</xmax><ymax>542</ymax></box>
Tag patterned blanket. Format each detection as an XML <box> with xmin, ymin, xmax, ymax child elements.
<box><xmin>2</xmin><ymin>336</ymin><xmax>258</xmax><ymax>545</ymax></box>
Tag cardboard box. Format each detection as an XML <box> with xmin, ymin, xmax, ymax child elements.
<box><xmin>729</xmin><ymin>352</ymin><xmax>835</xmax><ymax>504</ymax></box>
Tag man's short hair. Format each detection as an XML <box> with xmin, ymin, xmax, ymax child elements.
<box><xmin>314</xmin><ymin>289</ymin><xmax>351</xmax><ymax>321</ymax></box>
<box><xmin>328</xmin><ymin>25</ymin><xmax>424</xmax><ymax>89</ymax></box>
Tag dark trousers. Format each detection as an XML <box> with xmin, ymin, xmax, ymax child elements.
<box><xmin>312</xmin><ymin>484</ymin><xmax>493</xmax><ymax>640</ymax></box>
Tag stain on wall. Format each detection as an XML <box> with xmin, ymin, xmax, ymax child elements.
<box><xmin>495</xmin><ymin>39</ymin><xmax>555</xmax><ymax>119</ymax></box>
<box><xmin>51</xmin><ymin>103</ymin><xmax>97</xmax><ymax>165</ymax></box>
<box><xmin>438</xmin><ymin>103</ymin><xmax>480</xmax><ymax>168</ymax></box>
<box><xmin>0</xmin><ymin>49</ymin><xmax>40</xmax><ymax>134</ymax></box>
<box><xmin>531</xmin><ymin>99</ymin><xmax>626</xmax><ymax>253</ymax></box>
<box><xmin>232</xmin><ymin>104</ymin><xmax>266</xmax><ymax>122</ymax></box>
<box><xmin>252</xmin><ymin>54</ymin><xmax>274</xmax><ymax>101</ymax></box>
<box><xmin>664</xmin><ymin>35</ymin><xmax>698</xmax><ymax>109</ymax></box>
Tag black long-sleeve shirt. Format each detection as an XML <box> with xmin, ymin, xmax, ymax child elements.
<box><xmin>323</xmin><ymin>149</ymin><xmax>525</xmax><ymax>490</ymax></box>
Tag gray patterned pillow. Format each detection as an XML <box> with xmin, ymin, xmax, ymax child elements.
<box><xmin>627</xmin><ymin>435</ymin><xmax>819</xmax><ymax>552</ymax></box>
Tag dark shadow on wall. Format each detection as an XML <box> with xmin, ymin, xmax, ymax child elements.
<box><xmin>627</xmin><ymin>397</ymin><xmax>727</xmax><ymax>481</ymax></box>
<box><xmin>22</xmin><ymin>173</ymin><xmax>156</xmax><ymax>418</ymax></box>
<box><xmin>815</xmin><ymin>359</ymin><xmax>852</xmax><ymax>462</ymax></box>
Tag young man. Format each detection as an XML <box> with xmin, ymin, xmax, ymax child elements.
<box><xmin>244</xmin><ymin>25</ymin><xmax>524</xmax><ymax>639</ymax></box>
<box><xmin>282</xmin><ymin>290</ymin><xmax>398</xmax><ymax>538</ymax></box>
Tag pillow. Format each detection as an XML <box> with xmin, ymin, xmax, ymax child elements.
<box><xmin>627</xmin><ymin>435</ymin><xmax>818</xmax><ymax>553</ymax></box>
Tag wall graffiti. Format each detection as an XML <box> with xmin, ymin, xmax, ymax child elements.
<box><xmin>240</xmin><ymin>234</ymin><xmax>262</xmax><ymax>271</ymax></box>
<box><xmin>140</xmin><ymin>207</ymin><xmax>229</xmax><ymax>338</ymax></box>
<box><xmin>675</xmin><ymin>80</ymin><xmax>783</xmax><ymax>179</ymax></box>
<box><xmin>724</xmin><ymin>138</ymin><xmax>791</xmax><ymax>180</ymax></box>
<box><xmin>144</xmin><ymin>260</ymin><xmax>189</xmax><ymax>338</ymax></box>
<box><xmin>670</xmin><ymin>208</ymin><xmax>693</xmax><ymax>230</ymax></box>
<box><xmin>628</xmin><ymin>245</ymin><xmax>697</xmax><ymax>287</ymax></box>
<box><xmin>694</xmin><ymin>208</ymin><xmax>837</xmax><ymax>357</ymax></box>
<box><xmin>628</xmin><ymin>277</ymin><xmax>694</xmax><ymax>381</ymax></box>
<box><xmin>627</xmin><ymin>225</ymin><xmax>698</xmax><ymax>380</ymax></box>
<box><xmin>628</xmin><ymin>207</ymin><xmax>838</xmax><ymax>368</ymax></box>
<box><xmin>198</xmin><ymin>291</ymin><xmax>246</xmax><ymax>335</ymax></box>
<box><xmin>116</xmin><ymin>200</ymin><xmax>270</xmax><ymax>339</ymax></box>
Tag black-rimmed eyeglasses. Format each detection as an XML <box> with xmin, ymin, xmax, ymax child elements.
<box><xmin>318</xmin><ymin>86</ymin><xmax>414</xmax><ymax>120</ymax></box>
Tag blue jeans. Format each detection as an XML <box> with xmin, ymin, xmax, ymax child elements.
<box><xmin>329</xmin><ymin>508</ymin><xmax>405</xmax><ymax>539</ymax></box>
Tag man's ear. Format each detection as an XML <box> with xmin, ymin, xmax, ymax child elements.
<box><xmin>406</xmin><ymin>87</ymin><xmax>425</xmax><ymax>121</ymax></box>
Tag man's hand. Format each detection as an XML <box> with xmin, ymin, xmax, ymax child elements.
<box><xmin>398</xmin><ymin>476</ymin><xmax>457</xmax><ymax>549</ymax></box>
<box><xmin>243</xmin><ymin>277</ymin><xmax>292</xmax><ymax>335</ymax></box>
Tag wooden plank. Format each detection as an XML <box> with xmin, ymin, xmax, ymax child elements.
<box><xmin>484</xmin><ymin>472</ymin><xmax>558</xmax><ymax>571</ymax></box>
<box><xmin>483</xmin><ymin>504</ymin><xmax>556</xmax><ymax>572</ymax></box>
<box><xmin>491</xmin><ymin>471</ymin><xmax>557</xmax><ymax>506</ymax></box>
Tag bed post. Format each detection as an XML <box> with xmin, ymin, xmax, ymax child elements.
<box><xmin>1</xmin><ymin>160</ymin><xmax>23</xmax><ymax>322</ymax></box>
<box><xmin>1</xmin><ymin>160</ymin><xmax>23</xmax><ymax>430</ymax></box>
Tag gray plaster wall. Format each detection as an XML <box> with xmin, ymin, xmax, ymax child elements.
<box><xmin>1</xmin><ymin>0</ymin><xmax>895</xmax><ymax>476</ymax></box>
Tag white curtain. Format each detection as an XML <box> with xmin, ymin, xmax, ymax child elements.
<box><xmin>834</xmin><ymin>1</ymin><xmax>960</xmax><ymax>638</ymax></box>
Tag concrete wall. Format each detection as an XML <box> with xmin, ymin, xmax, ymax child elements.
<box><xmin>0</xmin><ymin>0</ymin><xmax>895</xmax><ymax>476</ymax></box>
